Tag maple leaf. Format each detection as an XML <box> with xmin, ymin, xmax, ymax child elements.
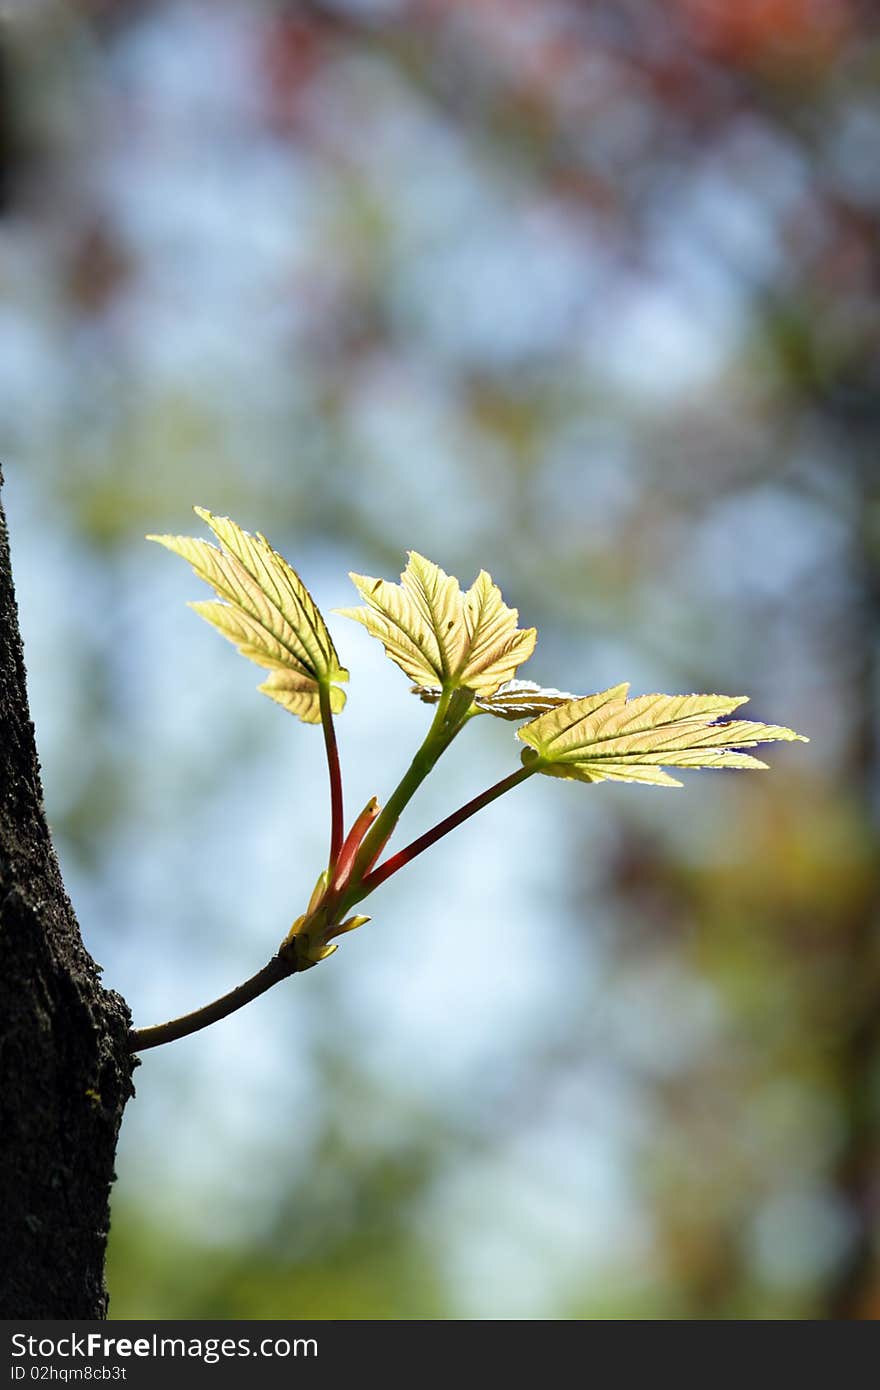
<box><xmin>147</xmin><ymin>508</ymin><xmax>348</xmax><ymax>724</ymax></box>
<box><xmin>335</xmin><ymin>552</ymin><xmax>536</xmax><ymax>696</ymax></box>
<box><xmin>412</xmin><ymin>678</ymin><xmax>578</xmax><ymax>720</ymax></box>
<box><xmin>517</xmin><ymin>685</ymin><xmax>807</xmax><ymax>787</ymax></box>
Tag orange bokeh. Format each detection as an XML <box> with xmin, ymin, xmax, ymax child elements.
<box><xmin>676</xmin><ymin>0</ymin><xmax>852</xmax><ymax>65</ymax></box>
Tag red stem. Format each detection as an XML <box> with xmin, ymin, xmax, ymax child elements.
<box><xmin>360</xmin><ymin>764</ymin><xmax>535</xmax><ymax>894</ymax></box>
<box><xmin>319</xmin><ymin>684</ymin><xmax>344</xmax><ymax>867</ymax></box>
<box><xmin>331</xmin><ymin>795</ymin><xmax>380</xmax><ymax>894</ymax></box>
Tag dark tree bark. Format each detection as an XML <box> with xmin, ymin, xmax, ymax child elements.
<box><xmin>0</xmin><ymin>466</ymin><xmax>134</xmax><ymax>1318</ymax></box>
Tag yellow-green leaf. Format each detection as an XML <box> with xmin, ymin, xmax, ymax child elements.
<box><xmin>259</xmin><ymin>672</ymin><xmax>347</xmax><ymax>725</ymax></box>
<box><xmin>327</xmin><ymin>913</ymin><xmax>371</xmax><ymax>942</ymax></box>
<box><xmin>335</xmin><ymin>552</ymin><xmax>535</xmax><ymax>696</ymax></box>
<box><xmin>459</xmin><ymin>571</ymin><xmax>537</xmax><ymax>692</ymax></box>
<box><xmin>147</xmin><ymin>508</ymin><xmax>348</xmax><ymax>723</ymax></box>
<box><xmin>517</xmin><ymin>685</ymin><xmax>808</xmax><ymax>787</ymax></box>
<box><xmin>413</xmin><ymin>678</ymin><xmax>578</xmax><ymax>721</ymax></box>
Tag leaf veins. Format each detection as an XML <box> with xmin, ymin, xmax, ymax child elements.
<box><xmin>147</xmin><ymin>507</ymin><xmax>348</xmax><ymax>724</ymax></box>
<box><xmin>412</xmin><ymin>678</ymin><xmax>578</xmax><ymax>721</ymax></box>
<box><xmin>335</xmin><ymin>552</ymin><xmax>536</xmax><ymax>696</ymax></box>
<box><xmin>517</xmin><ymin>685</ymin><xmax>808</xmax><ymax>787</ymax></box>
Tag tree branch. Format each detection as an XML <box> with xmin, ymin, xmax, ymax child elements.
<box><xmin>128</xmin><ymin>954</ymin><xmax>297</xmax><ymax>1052</ymax></box>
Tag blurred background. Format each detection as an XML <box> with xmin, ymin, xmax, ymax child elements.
<box><xmin>1</xmin><ymin>0</ymin><xmax>878</xmax><ymax>1319</ymax></box>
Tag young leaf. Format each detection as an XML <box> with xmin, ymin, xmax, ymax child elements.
<box><xmin>335</xmin><ymin>552</ymin><xmax>536</xmax><ymax>696</ymax></box>
<box><xmin>258</xmin><ymin>671</ymin><xmax>346</xmax><ymax>723</ymax></box>
<box><xmin>147</xmin><ymin>508</ymin><xmax>348</xmax><ymax>724</ymax></box>
<box><xmin>412</xmin><ymin>678</ymin><xmax>578</xmax><ymax>721</ymax></box>
<box><xmin>517</xmin><ymin>685</ymin><xmax>808</xmax><ymax>787</ymax></box>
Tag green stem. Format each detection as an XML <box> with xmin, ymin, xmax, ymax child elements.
<box><xmin>360</xmin><ymin>763</ymin><xmax>537</xmax><ymax>893</ymax></box>
<box><xmin>128</xmin><ymin>954</ymin><xmax>295</xmax><ymax>1052</ymax></box>
<box><xmin>335</xmin><ymin>689</ymin><xmax>465</xmax><ymax>907</ymax></box>
<box><xmin>319</xmin><ymin>683</ymin><xmax>344</xmax><ymax>868</ymax></box>
<box><xmin>128</xmin><ymin>721</ymin><xmax>536</xmax><ymax>1052</ymax></box>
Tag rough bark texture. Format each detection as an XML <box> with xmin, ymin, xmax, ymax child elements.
<box><xmin>0</xmin><ymin>467</ymin><xmax>135</xmax><ymax>1318</ymax></box>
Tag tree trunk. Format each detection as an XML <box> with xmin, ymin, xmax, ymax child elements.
<box><xmin>0</xmin><ymin>466</ymin><xmax>134</xmax><ymax>1318</ymax></box>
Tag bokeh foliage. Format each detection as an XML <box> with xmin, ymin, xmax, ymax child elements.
<box><xmin>2</xmin><ymin>0</ymin><xmax>878</xmax><ymax>1318</ymax></box>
